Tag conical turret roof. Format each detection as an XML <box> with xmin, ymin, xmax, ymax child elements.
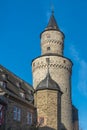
<box><xmin>40</xmin><ymin>11</ymin><xmax>65</xmax><ymax>38</ymax></box>
<box><xmin>45</xmin><ymin>12</ymin><xmax>60</xmax><ymax>31</ymax></box>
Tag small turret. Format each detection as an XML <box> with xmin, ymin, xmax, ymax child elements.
<box><xmin>40</xmin><ymin>12</ymin><xmax>64</xmax><ymax>56</ymax></box>
<box><xmin>34</xmin><ymin>68</ymin><xmax>62</xmax><ymax>130</ymax></box>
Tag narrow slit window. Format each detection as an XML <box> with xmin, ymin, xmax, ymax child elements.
<box><xmin>47</xmin><ymin>47</ymin><xmax>50</xmax><ymax>51</ymax></box>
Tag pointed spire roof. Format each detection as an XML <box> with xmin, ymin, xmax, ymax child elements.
<box><xmin>40</xmin><ymin>10</ymin><xmax>65</xmax><ymax>39</ymax></box>
<box><xmin>45</xmin><ymin>11</ymin><xmax>60</xmax><ymax>31</ymax></box>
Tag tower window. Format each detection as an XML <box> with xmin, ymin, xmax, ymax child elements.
<box><xmin>33</xmin><ymin>63</ymin><xmax>35</xmax><ymax>67</ymax></box>
<box><xmin>46</xmin><ymin>33</ymin><xmax>50</xmax><ymax>38</ymax></box>
<box><xmin>39</xmin><ymin>117</ymin><xmax>44</xmax><ymax>125</ymax></box>
<box><xmin>66</xmin><ymin>88</ymin><xmax>67</xmax><ymax>91</ymax></box>
<box><xmin>47</xmin><ymin>47</ymin><xmax>50</xmax><ymax>51</ymax></box>
<box><xmin>63</xmin><ymin>60</ymin><xmax>66</xmax><ymax>63</ymax></box>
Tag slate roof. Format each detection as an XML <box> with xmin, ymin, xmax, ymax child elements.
<box><xmin>0</xmin><ymin>65</ymin><xmax>34</xmax><ymax>105</ymax></box>
<box><xmin>36</xmin><ymin>72</ymin><xmax>62</xmax><ymax>93</ymax></box>
<box><xmin>40</xmin><ymin>12</ymin><xmax>65</xmax><ymax>38</ymax></box>
<box><xmin>45</xmin><ymin>12</ymin><xmax>60</xmax><ymax>31</ymax></box>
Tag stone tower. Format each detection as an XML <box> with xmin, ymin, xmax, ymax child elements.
<box><xmin>32</xmin><ymin>12</ymin><xmax>73</xmax><ymax>130</ymax></box>
<box><xmin>34</xmin><ymin>69</ymin><xmax>62</xmax><ymax>130</ymax></box>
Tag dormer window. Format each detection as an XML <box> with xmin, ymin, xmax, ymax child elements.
<box><xmin>0</xmin><ymin>81</ymin><xmax>3</xmax><ymax>87</ymax></box>
<box><xmin>20</xmin><ymin>92</ymin><xmax>25</xmax><ymax>98</ymax></box>
<box><xmin>16</xmin><ymin>82</ymin><xmax>21</xmax><ymax>88</ymax></box>
<box><xmin>2</xmin><ymin>74</ymin><xmax>8</xmax><ymax>80</ymax></box>
<box><xmin>0</xmin><ymin>68</ymin><xmax>3</xmax><ymax>72</ymax></box>
<box><xmin>0</xmin><ymin>81</ymin><xmax>7</xmax><ymax>88</ymax></box>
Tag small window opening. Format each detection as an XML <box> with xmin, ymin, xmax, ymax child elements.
<box><xmin>47</xmin><ymin>47</ymin><xmax>50</xmax><ymax>51</ymax></box>
<box><xmin>66</xmin><ymin>88</ymin><xmax>67</xmax><ymax>92</ymax></box>
<box><xmin>63</xmin><ymin>60</ymin><xmax>66</xmax><ymax>63</ymax></box>
<box><xmin>39</xmin><ymin>117</ymin><xmax>44</xmax><ymax>125</ymax></box>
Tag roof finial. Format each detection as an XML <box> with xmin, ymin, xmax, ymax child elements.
<box><xmin>52</xmin><ymin>6</ymin><xmax>54</xmax><ymax>15</ymax></box>
<box><xmin>51</xmin><ymin>1</ymin><xmax>54</xmax><ymax>15</ymax></box>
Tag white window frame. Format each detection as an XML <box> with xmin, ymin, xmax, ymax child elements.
<box><xmin>13</xmin><ymin>106</ymin><xmax>17</xmax><ymax>120</ymax></box>
<box><xmin>27</xmin><ymin>112</ymin><xmax>32</xmax><ymax>125</ymax></box>
<box><xmin>13</xmin><ymin>106</ymin><xmax>21</xmax><ymax>121</ymax></box>
<box><xmin>0</xmin><ymin>81</ymin><xmax>7</xmax><ymax>88</ymax></box>
<box><xmin>17</xmin><ymin>108</ymin><xmax>21</xmax><ymax>121</ymax></box>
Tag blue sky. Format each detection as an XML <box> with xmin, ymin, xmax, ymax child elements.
<box><xmin>0</xmin><ymin>0</ymin><xmax>87</xmax><ymax>129</ymax></box>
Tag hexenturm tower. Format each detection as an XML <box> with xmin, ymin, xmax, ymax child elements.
<box><xmin>32</xmin><ymin>12</ymin><xmax>73</xmax><ymax>130</ymax></box>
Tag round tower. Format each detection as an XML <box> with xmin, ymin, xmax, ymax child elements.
<box><xmin>32</xmin><ymin>12</ymin><xmax>73</xmax><ymax>130</ymax></box>
<box><xmin>40</xmin><ymin>13</ymin><xmax>64</xmax><ymax>56</ymax></box>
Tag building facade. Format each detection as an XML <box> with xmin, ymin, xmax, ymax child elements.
<box><xmin>0</xmin><ymin>12</ymin><xmax>79</xmax><ymax>130</ymax></box>
<box><xmin>0</xmin><ymin>65</ymin><xmax>36</xmax><ymax>130</ymax></box>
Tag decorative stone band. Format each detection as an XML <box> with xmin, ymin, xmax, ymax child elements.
<box><xmin>41</xmin><ymin>39</ymin><xmax>64</xmax><ymax>47</ymax></box>
<box><xmin>32</xmin><ymin>55</ymin><xmax>72</xmax><ymax>73</ymax></box>
<box><xmin>32</xmin><ymin>55</ymin><xmax>73</xmax><ymax>90</ymax></box>
<box><xmin>32</xmin><ymin>63</ymin><xmax>72</xmax><ymax>73</ymax></box>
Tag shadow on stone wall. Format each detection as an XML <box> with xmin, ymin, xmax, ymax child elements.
<box><xmin>61</xmin><ymin>123</ymin><xmax>67</xmax><ymax>130</ymax></box>
<box><xmin>37</xmin><ymin>126</ymin><xmax>55</xmax><ymax>130</ymax></box>
<box><xmin>0</xmin><ymin>125</ymin><xmax>4</xmax><ymax>130</ymax></box>
<box><xmin>6</xmin><ymin>126</ymin><xmax>55</xmax><ymax>130</ymax></box>
<box><xmin>3</xmin><ymin>123</ymin><xmax>67</xmax><ymax>130</ymax></box>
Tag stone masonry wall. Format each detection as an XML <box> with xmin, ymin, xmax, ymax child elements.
<box><xmin>34</xmin><ymin>90</ymin><xmax>61</xmax><ymax>130</ymax></box>
<box><xmin>5</xmin><ymin>97</ymin><xmax>35</xmax><ymax>130</ymax></box>
<box><xmin>32</xmin><ymin>55</ymin><xmax>73</xmax><ymax>130</ymax></box>
<box><xmin>41</xmin><ymin>30</ymin><xmax>64</xmax><ymax>56</ymax></box>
